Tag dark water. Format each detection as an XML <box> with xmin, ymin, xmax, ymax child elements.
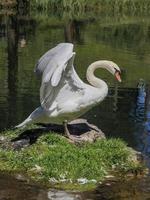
<box><xmin>1</xmin><ymin>173</ymin><xmax>150</xmax><ymax>200</ymax></box>
<box><xmin>0</xmin><ymin>174</ymin><xmax>49</xmax><ymax>200</ymax></box>
<box><xmin>1</xmin><ymin>3</ymin><xmax>150</xmax><ymax>200</ymax></box>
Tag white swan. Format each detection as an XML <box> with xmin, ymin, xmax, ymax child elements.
<box><xmin>16</xmin><ymin>43</ymin><xmax>121</xmax><ymax>137</ymax></box>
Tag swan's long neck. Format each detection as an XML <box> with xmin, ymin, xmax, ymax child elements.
<box><xmin>86</xmin><ymin>60</ymin><xmax>111</xmax><ymax>88</ymax></box>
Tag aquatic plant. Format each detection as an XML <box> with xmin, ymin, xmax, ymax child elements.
<box><xmin>30</xmin><ymin>0</ymin><xmax>150</xmax><ymax>15</ymax></box>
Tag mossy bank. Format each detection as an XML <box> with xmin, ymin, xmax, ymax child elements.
<box><xmin>0</xmin><ymin>128</ymin><xmax>144</xmax><ymax>190</ymax></box>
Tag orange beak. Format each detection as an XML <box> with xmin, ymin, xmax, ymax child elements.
<box><xmin>115</xmin><ymin>71</ymin><xmax>122</xmax><ymax>82</ymax></box>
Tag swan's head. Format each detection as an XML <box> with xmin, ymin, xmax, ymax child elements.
<box><xmin>106</xmin><ymin>61</ymin><xmax>121</xmax><ymax>82</ymax></box>
<box><xmin>87</xmin><ymin>60</ymin><xmax>122</xmax><ymax>84</ymax></box>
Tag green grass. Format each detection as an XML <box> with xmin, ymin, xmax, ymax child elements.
<box><xmin>0</xmin><ymin>129</ymin><xmax>143</xmax><ymax>190</ymax></box>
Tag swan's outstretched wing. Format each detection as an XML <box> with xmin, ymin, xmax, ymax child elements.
<box><xmin>35</xmin><ymin>43</ymin><xmax>73</xmax><ymax>85</ymax></box>
<box><xmin>35</xmin><ymin>43</ymin><xmax>84</xmax><ymax>111</ymax></box>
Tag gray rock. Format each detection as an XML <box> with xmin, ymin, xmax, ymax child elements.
<box><xmin>47</xmin><ymin>190</ymin><xmax>81</xmax><ymax>200</ymax></box>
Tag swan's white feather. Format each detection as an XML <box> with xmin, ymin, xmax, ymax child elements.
<box><xmin>15</xmin><ymin>43</ymin><xmax>113</xmax><ymax>128</ymax></box>
<box><xmin>39</xmin><ymin>45</ymin><xmax>84</xmax><ymax>111</ymax></box>
<box><xmin>51</xmin><ymin>63</ymin><xmax>67</xmax><ymax>87</ymax></box>
<box><xmin>34</xmin><ymin>43</ymin><xmax>73</xmax><ymax>75</ymax></box>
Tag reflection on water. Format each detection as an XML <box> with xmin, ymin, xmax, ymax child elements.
<box><xmin>83</xmin><ymin>86</ymin><xmax>138</xmax><ymax>147</ymax></box>
<box><xmin>144</xmin><ymin>89</ymin><xmax>150</xmax><ymax>159</ymax></box>
<box><xmin>0</xmin><ymin>174</ymin><xmax>49</xmax><ymax>200</ymax></box>
<box><xmin>132</xmin><ymin>80</ymin><xmax>150</xmax><ymax>168</ymax></box>
<box><xmin>0</xmin><ymin>12</ymin><xmax>150</xmax><ymax>136</ymax></box>
<box><xmin>1</xmin><ymin>4</ymin><xmax>150</xmax><ymax>200</ymax></box>
<box><xmin>83</xmin><ymin>177</ymin><xmax>150</xmax><ymax>200</ymax></box>
<box><xmin>2</xmin><ymin>173</ymin><xmax>150</xmax><ymax>200</ymax></box>
<box><xmin>0</xmin><ymin>173</ymin><xmax>82</xmax><ymax>200</ymax></box>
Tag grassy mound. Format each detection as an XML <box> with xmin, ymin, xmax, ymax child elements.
<box><xmin>0</xmin><ymin>129</ymin><xmax>143</xmax><ymax>190</ymax></box>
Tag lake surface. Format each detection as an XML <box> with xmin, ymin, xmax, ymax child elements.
<box><xmin>1</xmin><ymin>173</ymin><xmax>150</xmax><ymax>200</ymax></box>
<box><xmin>0</xmin><ymin>4</ymin><xmax>150</xmax><ymax>200</ymax></box>
<box><xmin>0</xmin><ymin>10</ymin><xmax>150</xmax><ymax>149</ymax></box>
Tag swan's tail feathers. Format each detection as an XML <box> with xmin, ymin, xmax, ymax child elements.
<box><xmin>15</xmin><ymin>107</ymin><xmax>44</xmax><ymax>129</ymax></box>
<box><xmin>15</xmin><ymin>117</ymin><xmax>33</xmax><ymax>129</ymax></box>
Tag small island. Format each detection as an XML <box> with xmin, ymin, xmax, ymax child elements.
<box><xmin>0</xmin><ymin>121</ymin><xmax>144</xmax><ymax>191</ymax></box>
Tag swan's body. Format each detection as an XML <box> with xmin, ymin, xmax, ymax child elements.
<box><xmin>16</xmin><ymin>43</ymin><xmax>121</xmax><ymax>129</ymax></box>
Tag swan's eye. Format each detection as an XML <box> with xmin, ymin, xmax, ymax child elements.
<box><xmin>114</xmin><ymin>68</ymin><xmax>121</xmax><ymax>74</ymax></box>
<box><xmin>114</xmin><ymin>70</ymin><xmax>121</xmax><ymax>82</ymax></box>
